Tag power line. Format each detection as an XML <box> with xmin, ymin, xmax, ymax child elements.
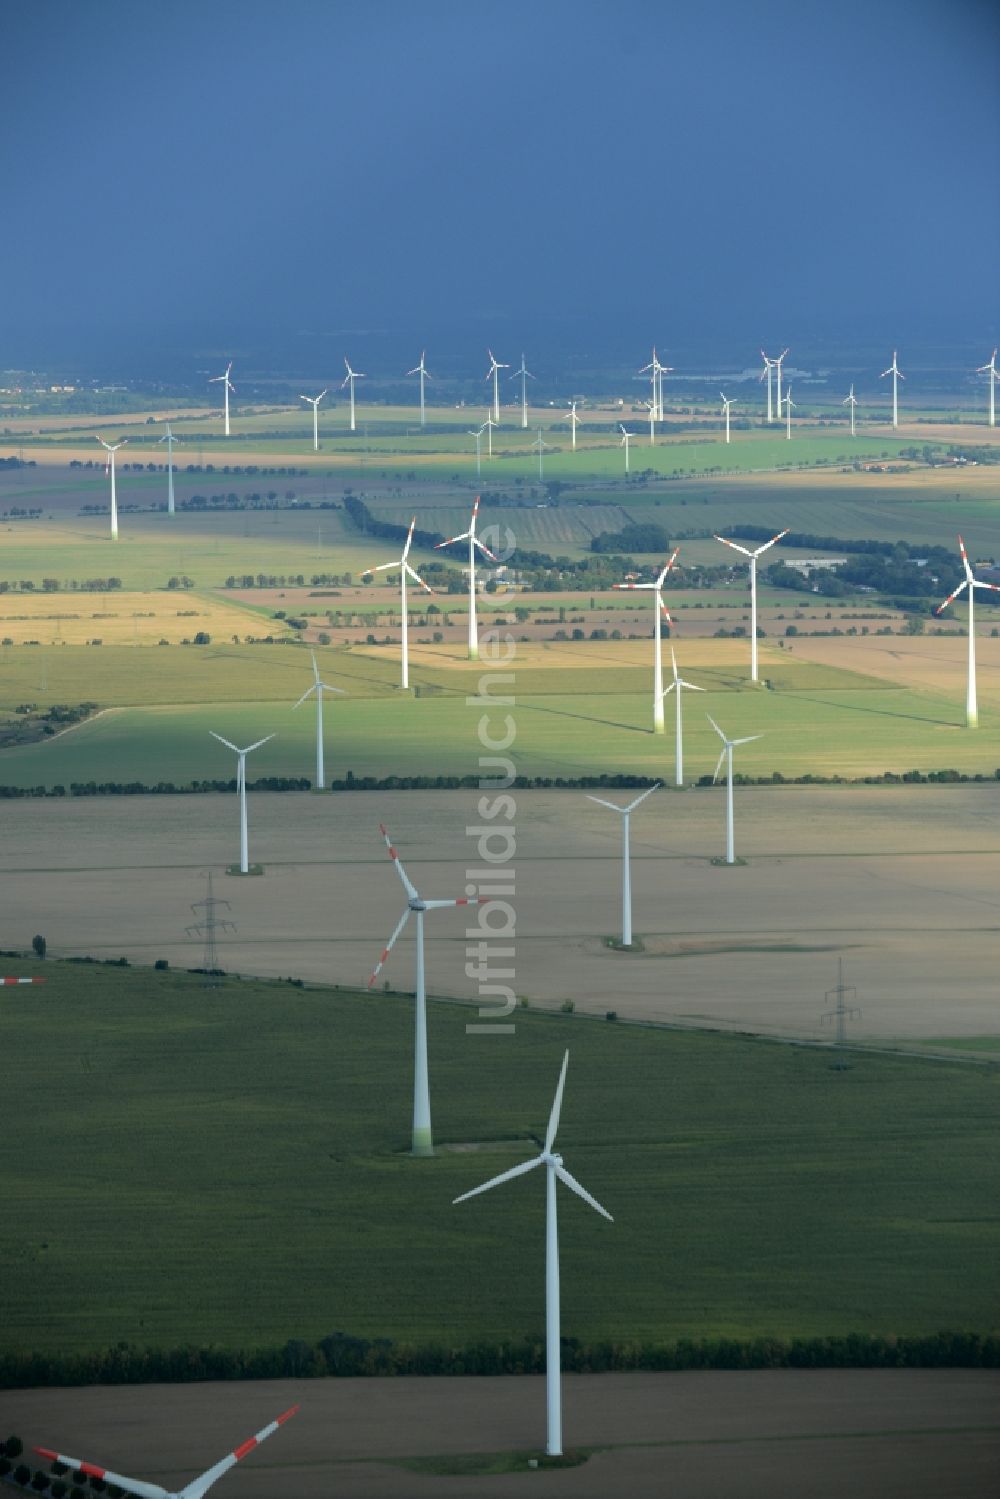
<box><xmin>822</xmin><ymin>956</ymin><xmax>861</xmax><ymax>1069</ymax></box>
<box><xmin>186</xmin><ymin>870</ymin><xmax>235</xmax><ymax>986</ymax></box>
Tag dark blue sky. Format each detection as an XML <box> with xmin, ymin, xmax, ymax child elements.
<box><xmin>4</xmin><ymin>0</ymin><xmax>998</xmax><ymax>370</ymax></box>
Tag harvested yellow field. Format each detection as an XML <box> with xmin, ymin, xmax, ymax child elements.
<box><xmin>0</xmin><ymin>589</ymin><xmax>263</xmax><ymax>645</ymax></box>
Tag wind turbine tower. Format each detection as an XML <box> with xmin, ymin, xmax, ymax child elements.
<box><xmin>293</xmin><ymin>650</ymin><xmax>345</xmax><ymax>789</ymax></box>
<box><xmin>485</xmin><ymin>349</ymin><xmax>509</xmax><ymax>423</ymax></box>
<box><xmin>843</xmin><ymin>384</ymin><xmax>858</xmax><ymax>437</ymax></box>
<box><xmin>977</xmin><ymin>350</ymin><xmax>999</xmax><ymax>428</ymax></box>
<box><xmin>369</xmin><ymin>824</ymin><xmax>482</xmax><ymax>1155</ymax></box>
<box><xmin>342</xmin><ymin>358</ymin><xmax>365</xmax><ymax>433</ymax></box>
<box><xmin>880</xmin><ymin>350</ymin><xmax>904</xmax><ymax>429</ymax></box>
<box><xmin>209</xmin><ymin>731</ymin><xmax>275</xmax><ymax>874</ymax></box>
<box><xmin>407</xmin><ymin>351</ymin><xmax>432</xmax><ymax>427</ymax></box>
<box><xmin>708</xmin><ymin>715</ymin><xmax>762</xmax><ymax>865</ymax></box>
<box><xmin>209</xmin><ymin>360</ymin><xmax>235</xmax><ymax>437</ymax></box>
<box><xmin>470</xmin><ymin>423</ymin><xmax>485</xmax><ymax>478</ymax></box>
<box><xmin>822</xmin><ymin>957</ymin><xmax>861</xmax><ymax>1070</ymax></box>
<box><xmin>454</xmin><ymin>1051</ymin><xmax>612</xmax><ymax>1457</ymax></box>
<box><xmin>158</xmin><ymin>422</ymin><xmax>179</xmax><ymax>514</ymax></box>
<box><xmin>785</xmin><ymin>386</ymin><xmax>796</xmax><ymax>439</ymax></box>
<box><xmin>96</xmin><ymin>436</ymin><xmax>126</xmax><ymax>540</ymax></box>
<box><xmin>760</xmin><ymin>351</ymin><xmax>776</xmax><ymax>423</ymax></box>
<box><xmin>512</xmin><ymin>353</ymin><xmax>535</xmax><ymax>429</ymax></box>
<box><xmin>619</xmin><ymin>424</ymin><xmax>632</xmax><ymax>474</ymax></box>
<box><xmin>714</xmin><ymin>528</ymin><xmax>788</xmax><ymax>682</ymax></box>
<box><xmin>299</xmin><ymin>388</ymin><xmax>328</xmax><ymax>451</ymax></box>
<box><xmin>435</xmin><ymin>496</ymin><xmax>499</xmax><ymax>660</ymax></box>
<box><xmin>533</xmin><ymin>428</ymin><xmax>551</xmax><ymax>480</ymax></box>
<box><xmin>614</xmin><ymin>549</ymin><xmax>680</xmax><ymax>733</ymax></box>
<box><xmin>934</xmin><ymin>534</ymin><xmax>1000</xmax><ymax>728</ymax></box>
<box><xmin>660</xmin><ymin>644</ymin><xmax>705</xmax><ymax>785</ymax></box>
<box><xmin>484</xmin><ymin>413</ymin><xmax>499</xmax><ymax>457</ymax></box>
<box><xmin>364</xmin><ymin>517</ymin><xmax>433</xmax><ymax>690</ymax></box>
<box><xmin>585</xmin><ymin>784</ymin><xmax>658</xmax><ymax>947</ymax></box>
<box><xmin>720</xmin><ymin>392</ymin><xmax>736</xmax><ymax>444</ymax></box>
<box><xmin>568</xmin><ymin>400</ymin><xmax>581</xmax><ymax>451</ymax></box>
<box><xmin>773</xmin><ymin>348</ymin><xmax>789</xmax><ymax>425</ymax></box>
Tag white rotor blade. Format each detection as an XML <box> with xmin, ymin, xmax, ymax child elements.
<box><xmin>544</xmin><ymin>1050</ymin><xmax>569</xmax><ymax>1153</ymax></box>
<box><xmin>244</xmin><ymin>734</ymin><xmax>275</xmax><ymax>754</ymax></box>
<box><xmin>585</xmin><ymin>794</ymin><xmax>625</xmax><ymax>812</ymax></box>
<box><xmin>712</xmin><ymin>747</ymin><xmax>727</xmax><ymax>784</ymax></box>
<box><xmin>957</xmin><ymin>535</ymin><xmax>974</xmax><ymax>582</ymax></box>
<box><xmin>370</xmin><ymin>559</ymin><xmax>402</xmax><ymax>573</ymax></box>
<box><xmin>292</xmin><ymin>684</ymin><xmax>317</xmax><ymax>710</ymax></box>
<box><xmin>655</xmin><ymin>548</ymin><xmax>680</xmax><ymax>587</ymax></box>
<box><xmin>434</xmin><ymin>529</ymin><xmax>471</xmax><ymax>549</ymax></box>
<box><xmin>706</xmin><ymin>715</ymin><xmax>727</xmax><ymax>744</ymax></box>
<box><xmin>670</xmin><ymin>644</ymin><xmax>680</xmax><ymax>680</ymax></box>
<box><xmin>402</xmin><ymin>516</ymin><xmax>417</xmax><ymax>560</ymax></box>
<box><xmin>714</xmin><ymin>534</ymin><xmax>753</xmax><ymax>558</ymax></box>
<box><xmin>972</xmin><ymin>580</ymin><xmax>1000</xmax><ymax>594</ymax></box>
<box><xmin>379</xmin><ymin>823</ymin><xmax>419</xmax><ymax>899</ymax></box>
<box><xmin>421</xmin><ymin>895</ymin><xmax>483</xmax><ymax>910</ymax></box>
<box><xmin>317</xmin><ymin>680</ymin><xmax>346</xmax><ymax>694</ymax></box>
<box><xmin>554</xmin><ymin>1162</ymin><xmax>613</xmax><ymax>1222</ymax></box>
<box><xmin>182</xmin><ymin>1405</ymin><xmax>299</xmax><ymax>1499</ymax></box>
<box><xmin>624</xmin><ymin>782</ymin><xmax>659</xmax><ymax>813</ymax></box>
<box><xmin>210</xmin><ymin>731</ymin><xmax>239</xmax><ymax>754</ymax></box>
<box><xmin>935</xmin><ymin>580</ymin><xmax>968</xmax><ymax>613</ymax></box>
<box><xmin>405</xmin><ymin>564</ymin><xmax>434</xmax><ymax>594</ymax></box>
<box><xmin>679</xmin><ymin>678</ymin><xmax>706</xmax><ymax>692</ymax></box>
<box><xmin>474</xmin><ymin>537</ymin><xmax>499</xmax><ymax>563</ymax></box>
<box><xmin>453</xmin><ymin>1154</ymin><xmax>543</xmax><ymax>1204</ymax></box>
<box><xmin>33</xmin><ymin>1451</ymin><xmax>165</xmax><ymax>1499</ymax></box>
<box><xmin>367</xmin><ymin>907</ymin><xmax>411</xmax><ymax>989</ymax></box>
<box><xmin>732</xmin><ymin>734</ymin><xmax>763</xmax><ymax>747</ymax></box>
<box><xmin>752</xmin><ymin>528</ymin><xmax>790</xmax><ymax>557</ymax></box>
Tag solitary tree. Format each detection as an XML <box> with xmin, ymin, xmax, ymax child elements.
<box><xmin>32</xmin><ymin>934</ymin><xmax>46</xmax><ymax>959</ymax></box>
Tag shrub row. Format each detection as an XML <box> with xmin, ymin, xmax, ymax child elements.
<box><xmin>0</xmin><ymin>778</ymin><xmax>310</xmax><ymax>799</ymax></box>
<box><xmin>1</xmin><ymin>1330</ymin><xmax>996</xmax><ymax>1390</ymax></box>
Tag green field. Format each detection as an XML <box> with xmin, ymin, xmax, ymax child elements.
<box><xmin>1</xmin><ymin>960</ymin><xmax>996</xmax><ymax>1355</ymax></box>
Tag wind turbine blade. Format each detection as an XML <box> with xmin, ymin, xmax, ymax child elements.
<box><xmin>367</xmin><ymin>907</ymin><xmax>412</xmax><ymax>989</ymax></box>
<box><xmin>402</xmin><ymin>516</ymin><xmax>417</xmax><ymax>560</ymax></box>
<box><xmin>935</xmin><ymin>581</ymin><xmax>968</xmax><ymax>614</ymax></box>
<box><xmin>405</xmin><ymin>564</ymin><xmax>434</xmax><ymax>594</ymax></box>
<box><xmin>379</xmin><ymin>823</ymin><xmax>419</xmax><ymax>899</ymax></box>
<box><xmin>624</xmin><ymin>782</ymin><xmax>660</xmax><ymax>813</ymax></box>
<box><xmin>317</xmin><ymin>681</ymin><xmax>346</xmax><ymax>694</ymax></box>
<box><xmin>706</xmin><ymin>715</ymin><xmax>726</xmax><ymax>743</ymax></box>
<box><xmin>244</xmin><ymin>734</ymin><xmax>275</xmax><ymax>754</ymax></box>
<box><xmin>972</xmin><ymin>579</ymin><xmax>1000</xmax><ymax>593</ymax></box>
<box><xmin>474</xmin><ymin>537</ymin><xmax>499</xmax><ymax>563</ymax></box>
<box><xmin>32</xmin><ymin>1451</ymin><xmax>166</xmax><ymax>1499</ymax></box>
<box><xmin>371</xmin><ymin>560</ymin><xmax>401</xmax><ymax>573</ymax></box>
<box><xmin>670</xmin><ymin>644</ymin><xmax>680</xmax><ymax>680</ymax></box>
<box><xmin>752</xmin><ymin>528</ymin><xmax>790</xmax><ymax>557</ymax></box>
<box><xmin>714</xmin><ymin>534</ymin><xmax>753</xmax><ymax>558</ymax></box>
<box><xmin>453</xmin><ymin>1154</ymin><xmax>543</xmax><ymax>1204</ymax></box>
<box><xmin>712</xmin><ymin>748</ymin><xmax>726</xmax><ymax>785</ymax></box>
<box><xmin>585</xmin><ymin>795</ymin><xmax>625</xmax><ymax>812</ymax></box>
<box><xmin>553</xmin><ymin>1163</ymin><xmax>613</xmax><ymax>1222</ymax></box>
<box><xmin>210</xmin><ymin>731</ymin><xmax>239</xmax><ymax>754</ymax></box>
<box><xmin>435</xmin><ymin>530</ymin><xmax>471</xmax><ymax>549</ymax></box>
<box><xmin>182</xmin><ymin>1405</ymin><xmax>300</xmax><ymax>1499</ymax></box>
<box><xmin>544</xmin><ymin>1049</ymin><xmax>569</xmax><ymax>1153</ymax></box>
<box><xmin>679</xmin><ymin>679</ymin><xmax>706</xmax><ymax>692</ymax></box>
<box><xmin>421</xmin><ymin>896</ymin><xmax>483</xmax><ymax>911</ymax></box>
<box><xmin>958</xmin><ymin>535</ymin><xmax>974</xmax><ymax>582</ymax></box>
<box><xmin>655</xmin><ymin>548</ymin><xmax>680</xmax><ymax>587</ymax></box>
<box><xmin>732</xmin><ymin>734</ymin><xmax>763</xmax><ymax>747</ymax></box>
<box><xmin>292</xmin><ymin>685</ymin><xmax>316</xmax><ymax>710</ymax></box>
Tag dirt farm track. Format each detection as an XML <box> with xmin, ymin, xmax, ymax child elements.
<box><xmin>2</xmin><ymin>785</ymin><xmax>999</xmax><ymax>1043</ymax></box>
<box><xmin>5</xmin><ymin>1371</ymin><xmax>999</xmax><ymax>1498</ymax></box>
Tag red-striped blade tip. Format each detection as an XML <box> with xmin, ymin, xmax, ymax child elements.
<box><xmin>277</xmin><ymin>1405</ymin><xmax>300</xmax><ymax>1424</ymax></box>
<box><xmin>34</xmin><ymin>1449</ymin><xmax>59</xmax><ymax>1462</ymax></box>
<box><xmin>233</xmin><ymin>1437</ymin><xmax>257</xmax><ymax>1461</ymax></box>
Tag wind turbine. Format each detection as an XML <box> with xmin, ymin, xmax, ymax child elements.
<box><xmin>720</xmin><ymin>392</ymin><xmax>736</xmax><ymax>444</ymax></box>
<box><xmin>843</xmin><ymin>384</ymin><xmax>858</xmax><ymax>437</ymax></box>
<box><xmin>613</xmin><ymin>549</ymin><xmax>680</xmax><ymax>733</ymax></box>
<box><xmin>209</xmin><ymin>731</ymin><xmax>275</xmax><ymax>874</ymax></box>
<box><xmin>784</xmin><ymin>386</ymin><xmax>796</xmax><ymax>439</ymax></box>
<box><xmin>533</xmin><ymin>428</ymin><xmax>551</xmax><ymax>480</ymax></box>
<box><xmin>934</xmin><ymin>534</ymin><xmax>1000</xmax><ymax>728</ymax></box>
<box><xmin>299</xmin><ymin>388</ymin><xmax>328</xmax><ymax>451</ymax></box>
<box><xmin>469</xmin><ymin>424</ymin><xmax>485</xmax><ymax>478</ymax></box>
<box><xmin>880</xmin><ymin>350</ymin><xmax>904</xmax><ymax>429</ymax></box>
<box><xmin>660</xmin><ymin>644</ymin><xmax>705</xmax><ymax>785</ymax></box>
<box><xmin>292</xmin><ymin>650</ymin><xmax>344</xmax><ymax>789</ymax></box>
<box><xmin>567</xmin><ymin>400</ymin><xmax>581</xmax><ymax>451</ymax></box>
<box><xmin>157</xmin><ymin>422</ymin><xmax>179</xmax><ymax>514</ymax></box>
<box><xmin>585</xmin><ymin>784</ymin><xmax>658</xmax><ymax>946</ymax></box>
<box><xmin>977</xmin><ymin>350</ymin><xmax>999</xmax><ymax>428</ymax></box>
<box><xmin>484</xmin><ymin>412</ymin><xmax>499</xmax><ymax>457</ymax></box>
<box><xmin>485</xmin><ymin>349</ymin><xmax>509</xmax><ymax>423</ymax></box>
<box><xmin>34</xmin><ymin>1405</ymin><xmax>299</xmax><ymax>1499</ymax></box>
<box><xmin>364</xmin><ymin>516</ymin><xmax>433</xmax><ymax>690</ymax></box>
<box><xmin>512</xmin><ymin>353</ymin><xmax>535</xmax><ymax>429</ymax></box>
<box><xmin>435</xmin><ymin>495</ymin><xmax>498</xmax><ymax>660</ymax></box>
<box><xmin>454</xmin><ymin>1050</ymin><xmax>612</xmax><ymax>1458</ymax></box>
<box><xmin>640</xmin><ymin>348</ymin><xmax>672</xmax><ymax>420</ymax></box>
<box><xmin>773</xmin><ymin>348</ymin><xmax>789</xmax><ymax>424</ymax></box>
<box><xmin>208</xmin><ymin>360</ymin><xmax>234</xmax><ymax>437</ymax></box>
<box><xmin>342</xmin><ymin>357</ymin><xmax>365</xmax><ymax>432</ymax></box>
<box><xmin>619</xmin><ymin>424</ymin><xmax>632</xmax><ymax>474</ymax></box>
<box><xmin>714</xmin><ymin>528</ymin><xmax>788</xmax><ymax>683</ymax></box>
<box><xmin>644</xmin><ymin>400</ymin><xmax>656</xmax><ymax>445</ymax></box>
<box><xmin>96</xmin><ymin>436</ymin><xmax>126</xmax><ymax>539</ymax></box>
<box><xmin>759</xmin><ymin>351</ymin><xmax>775</xmax><ymax>423</ymax></box>
<box><xmin>368</xmin><ymin>824</ymin><xmax>481</xmax><ymax>1156</ymax></box>
<box><xmin>708</xmin><ymin>715</ymin><xmax>762</xmax><ymax>865</ymax></box>
<box><xmin>407</xmin><ymin>351</ymin><xmax>432</xmax><ymax>427</ymax></box>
